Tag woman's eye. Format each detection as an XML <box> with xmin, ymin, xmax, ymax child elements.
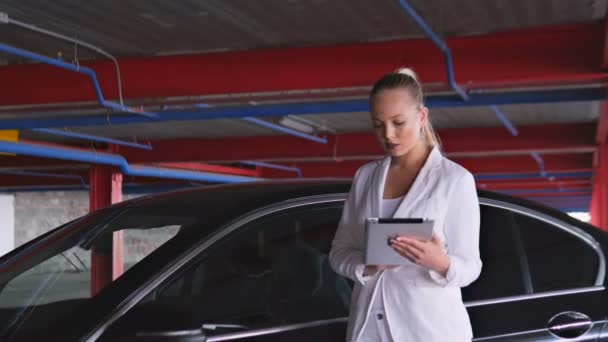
<box><xmin>394</xmin><ymin>121</ymin><xmax>405</xmax><ymax>126</ymax></box>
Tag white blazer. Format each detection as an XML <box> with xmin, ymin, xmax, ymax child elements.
<box><xmin>329</xmin><ymin>146</ymin><xmax>482</xmax><ymax>342</ymax></box>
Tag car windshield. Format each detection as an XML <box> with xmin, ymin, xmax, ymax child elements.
<box><xmin>0</xmin><ymin>182</ymin><xmax>350</xmax><ymax>341</ymax></box>
<box><xmin>0</xmin><ymin>203</ymin><xmax>202</xmax><ymax>341</ymax></box>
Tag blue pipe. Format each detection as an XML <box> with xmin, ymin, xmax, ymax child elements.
<box><xmin>242</xmin><ymin>117</ymin><xmax>327</xmax><ymax>144</ymax></box>
<box><xmin>0</xmin><ymin>43</ymin><xmax>157</xmax><ymax>119</ymax></box>
<box><xmin>489</xmin><ymin>105</ymin><xmax>518</xmax><ymax>136</ymax></box>
<box><xmin>0</xmin><ymin>169</ymin><xmax>88</xmax><ymax>187</ymax></box>
<box><xmin>529</xmin><ymin>152</ymin><xmax>547</xmax><ymax>177</ymax></box>
<box><xmin>501</xmin><ymin>188</ymin><xmax>591</xmax><ymax>195</ymax></box>
<box><xmin>395</xmin><ymin>0</ymin><xmax>468</xmax><ymax>100</ymax></box>
<box><xmin>242</xmin><ymin>161</ymin><xmax>303</xmax><ymax>177</ymax></box>
<box><xmin>0</xmin><ymin>182</ymin><xmax>197</xmax><ymax>194</ymax></box>
<box><xmin>31</xmin><ymin>128</ymin><xmax>153</xmax><ymax>150</ymax></box>
<box><xmin>0</xmin><ymin>87</ymin><xmax>602</xmax><ymax>130</ymax></box>
<box><xmin>0</xmin><ymin>140</ymin><xmax>260</xmax><ymax>183</ymax></box>
<box><xmin>559</xmin><ymin>208</ymin><xmax>590</xmax><ymax>213</ymax></box>
<box><xmin>396</xmin><ymin>0</ymin><xmax>524</xmax><ymax>136</ymax></box>
<box><xmin>475</xmin><ymin>171</ymin><xmax>593</xmax><ymax>181</ymax></box>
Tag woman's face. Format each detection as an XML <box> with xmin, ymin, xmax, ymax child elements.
<box><xmin>370</xmin><ymin>88</ymin><xmax>427</xmax><ymax>158</ymax></box>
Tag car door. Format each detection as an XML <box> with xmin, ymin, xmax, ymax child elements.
<box><xmin>465</xmin><ymin>198</ymin><xmax>608</xmax><ymax>341</ymax></box>
<box><xmin>92</xmin><ymin>193</ymin><xmax>608</xmax><ymax>342</ymax></box>
<box><xmin>96</xmin><ymin>194</ymin><xmax>352</xmax><ymax>342</ymax></box>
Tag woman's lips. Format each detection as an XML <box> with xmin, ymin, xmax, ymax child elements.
<box><xmin>386</xmin><ymin>143</ymin><xmax>399</xmax><ymax>150</ymax></box>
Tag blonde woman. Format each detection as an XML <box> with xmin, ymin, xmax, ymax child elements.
<box><xmin>329</xmin><ymin>68</ymin><xmax>482</xmax><ymax>341</ymax></box>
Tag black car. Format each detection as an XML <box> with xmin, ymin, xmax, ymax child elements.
<box><xmin>0</xmin><ymin>180</ymin><xmax>606</xmax><ymax>341</ymax></box>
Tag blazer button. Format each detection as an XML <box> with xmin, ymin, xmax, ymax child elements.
<box><xmin>377</xmin><ymin>313</ymin><xmax>384</xmax><ymax>320</ymax></box>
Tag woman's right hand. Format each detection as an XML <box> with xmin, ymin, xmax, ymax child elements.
<box><xmin>363</xmin><ymin>265</ymin><xmax>396</xmax><ymax>276</ymax></box>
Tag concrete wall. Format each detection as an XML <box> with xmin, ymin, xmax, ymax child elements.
<box><xmin>9</xmin><ymin>191</ymin><xmax>179</xmax><ymax>273</ymax></box>
<box><xmin>14</xmin><ymin>191</ymin><xmax>91</xmax><ymax>247</ymax></box>
<box><xmin>2</xmin><ymin>190</ymin><xmax>188</xmax><ymax>305</ymax></box>
<box><xmin>13</xmin><ymin>191</ymin><xmax>149</xmax><ymax>247</ymax></box>
<box><xmin>0</xmin><ymin>194</ymin><xmax>14</xmax><ymax>256</ymax></box>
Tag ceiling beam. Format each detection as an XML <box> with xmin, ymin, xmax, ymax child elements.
<box><xmin>0</xmin><ymin>22</ymin><xmax>604</xmax><ymax>107</ymax></box>
<box><xmin>0</xmin><ymin>123</ymin><xmax>594</xmax><ymax>168</ymax></box>
<box><xmin>115</xmin><ymin>123</ymin><xmax>595</xmax><ymax>164</ymax></box>
<box><xmin>0</xmin><ymin>88</ymin><xmax>604</xmax><ymax>130</ymax></box>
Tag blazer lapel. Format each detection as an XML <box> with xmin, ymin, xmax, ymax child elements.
<box><xmin>371</xmin><ymin>156</ymin><xmax>391</xmax><ymax>218</ymax></box>
<box><xmin>392</xmin><ymin>145</ymin><xmax>443</xmax><ymax>218</ymax></box>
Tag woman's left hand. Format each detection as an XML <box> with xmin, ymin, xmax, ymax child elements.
<box><xmin>390</xmin><ymin>234</ymin><xmax>451</xmax><ymax>276</ymax></box>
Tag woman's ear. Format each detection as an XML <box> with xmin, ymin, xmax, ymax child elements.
<box><xmin>419</xmin><ymin>105</ymin><xmax>429</xmax><ymax>127</ymax></box>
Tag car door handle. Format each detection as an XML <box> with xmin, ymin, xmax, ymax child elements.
<box><xmin>547</xmin><ymin>311</ymin><xmax>592</xmax><ymax>339</ymax></box>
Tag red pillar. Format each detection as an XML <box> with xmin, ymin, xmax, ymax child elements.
<box><xmin>592</xmin><ymin>101</ymin><xmax>608</xmax><ymax>230</ymax></box>
<box><xmin>89</xmin><ymin>153</ymin><xmax>124</xmax><ymax>295</ymax></box>
<box><xmin>592</xmin><ymin>17</ymin><xmax>608</xmax><ymax>229</ymax></box>
<box><xmin>590</xmin><ymin>148</ymin><xmax>603</xmax><ymax>228</ymax></box>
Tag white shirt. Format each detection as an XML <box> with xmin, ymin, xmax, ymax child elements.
<box><xmin>355</xmin><ymin>196</ymin><xmax>405</xmax><ymax>342</ymax></box>
<box><xmin>381</xmin><ymin>196</ymin><xmax>404</xmax><ymax>218</ymax></box>
<box><xmin>329</xmin><ymin>146</ymin><xmax>482</xmax><ymax>342</ymax></box>
<box><xmin>369</xmin><ymin>195</ymin><xmax>404</xmax><ymax>313</ymax></box>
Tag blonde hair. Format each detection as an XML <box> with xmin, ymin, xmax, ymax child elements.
<box><xmin>370</xmin><ymin>67</ymin><xmax>441</xmax><ymax>147</ymax></box>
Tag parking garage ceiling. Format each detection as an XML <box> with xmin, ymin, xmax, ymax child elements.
<box><xmin>0</xmin><ymin>0</ymin><xmax>607</xmax><ymax>212</ymax></box>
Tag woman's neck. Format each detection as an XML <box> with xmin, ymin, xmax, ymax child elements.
<box><xmin>390</xmin><ymin>143</ymin><xmax>432</xmax><ymax>170</ymax></box>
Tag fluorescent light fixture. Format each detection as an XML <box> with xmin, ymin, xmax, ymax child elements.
<box><xmin>568</xmin><ymin>212</ymin><xmax>590</xmax><ymax>222</ymax></box>
<box><xmin>286</xmin><ymin>115</ymin><xmax>337</xmax><ymax>134</ymax></box>
<box><xmin>279</xmin><ymin>116</ymin><xmax>315</xmax><ymax>134</ymax></box>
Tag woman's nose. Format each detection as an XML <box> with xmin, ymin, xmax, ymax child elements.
<box><xmin>384</xmin><ymin>125</ymin><xmax>395</xmax><ymax>139</ymax></box>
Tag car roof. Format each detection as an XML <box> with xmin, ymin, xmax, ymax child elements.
<box><xmin>102</xmin><ymin>178</ymin><xmax>602</xmax><ymax>241</ymax></box>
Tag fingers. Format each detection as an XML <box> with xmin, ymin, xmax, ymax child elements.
<box><xmin>394</xmin><ymin>237</ymin><xmax>426</xmax><ymax>254</ymax></box>
<box><xmin>391</xmin><ymin>240</ymin><xmax>421</xmax><ymax>263</ymax></box>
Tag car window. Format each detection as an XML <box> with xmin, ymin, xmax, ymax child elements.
<box><xmin>0</xmin><ymin>244</ymin><xmax>91</xmax><ymax>310</ymax></box>
<box><xmin>101</xmin><ymin>203</ymin><xmax>350</xmax><ymax>340</ymax></box>
<box><xmin>463</xmin><ymin>203</ymin><xmax>601</xmax><ymax>304</ymax></box>
<box><xmin>0</xmin><ymin>208</ymin><xmax>188</xmax><ymax>340</ymax></box>
<box><xmin>513</xmin><ymin>211</ymin><xmax>599</xmax><ymax>292</ymax></box>
<box><xmin>462</xmin><ymin>205</ymin><xmax>531</xmax><ymax>302</ymax></box>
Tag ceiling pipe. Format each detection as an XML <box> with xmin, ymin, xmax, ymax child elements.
<box><xmin>489</xmin><ymin>105</ymin><xmax>518</xmax><ymax>136</ymax></box>
<box><xmin>474</xmin><ymin>171</ymin><xmax>592</xmax><ymax>181</ymax></box>
<box><xmin>0</xmin><ymin>42</ymin><xmax>157</xmax><ymax>118</ymax></box>
<box><xmin>242</xmin><ymin>161</ymin><xmax>303</xmax><ymax>177</ymax></box>
<box><xmin>530</xmin><ymin>152</ymin><xmax>547</xmax><ymax>177</ymax></box>
<box><xmin>489</xmin><ymin>105</ymin><xmax>544</xmax><ymax>172</ymax></box>
<box><xmin>395</xmin><ymin>2</ymin><xmax>527</xmax><ymax>137</ymax></box>
<box><xmin>31</xmin><ymin>128</ymin><xmax>153</xmax><ymax>151</ymax></box>
<box><xmin>0</xmin><ymin>12</ymin><xmax>125</xmax><ymax>105</ymax></box>
<box><xmin>0</xmin><ymin>183</ymin><xmax>196</xmax><ymax>194</ymax></box>
<box><xmin>501</xmin><ymin>188</ymin><xmax>591</xmax><ymax>195</ymax></box>
<box><xmin>0</xmin><ymin>140</ymin><xmax>260</xmax><ymax>183</ymax></box>
<box><xmin>395</xmin><ymin>0</ymin><xmax>468</xmax><ymax>100</ymax></box>
<box><xmin>0</xmin><ymin>169</ymin><xmax>88</xmax><ymax>187</ymax></box>
<box><xmin>0</xmin><ymin>87</ymin><xmax>603</xmax><ymax>130</ymax></box>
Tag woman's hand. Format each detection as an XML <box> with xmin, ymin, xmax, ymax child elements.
<box><xmin>390</xmin><ymin>233</ymin><xmax>450</xmax><ymax>276</ymax></box>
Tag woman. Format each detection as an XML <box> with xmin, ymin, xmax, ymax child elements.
<box><xmin>329</xmin><ymin>68</ymin><xmax>482</xmax><ymax>342</ymax></box>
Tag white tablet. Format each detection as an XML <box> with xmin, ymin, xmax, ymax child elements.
<box><xmin>363</xmin><ymin>218</ymin><xmax>434</xmax><ymax>265</ymax></box>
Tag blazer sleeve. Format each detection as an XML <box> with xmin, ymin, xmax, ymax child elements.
<box><xmin>430</xmin><ymin>171</ymin><xmax>483</xmax><ymax>287</ymax></box>
<box><xmin>329</xmin><ymin>167</ymin><xmax>371</xmax><ymax>285</ymax></box>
